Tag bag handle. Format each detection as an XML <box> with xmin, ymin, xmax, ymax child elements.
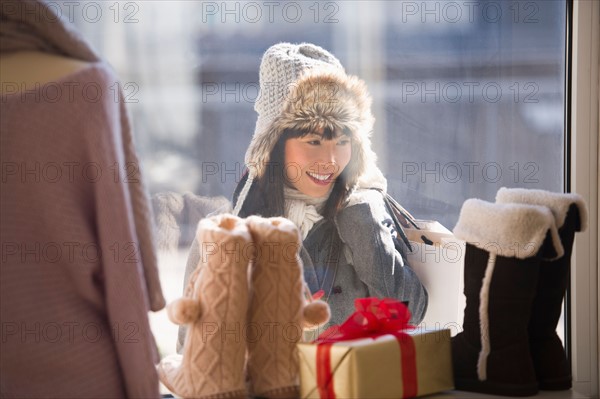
<box><xmin>374</xmin><ymin>189</ymin><xmax>419</xmax><ymax>252</ymax></box>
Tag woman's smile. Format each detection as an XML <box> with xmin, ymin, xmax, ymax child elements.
<box><xmin>306</xmin><ymin>171</ymin><xmax>334</xmax><ymax>186</ymax></box>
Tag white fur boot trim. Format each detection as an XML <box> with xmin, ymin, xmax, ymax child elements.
<box><xmin>453</xmin><ymin>199</ymin><xmax>564</xmax><ymax>260</ymax></box>
<box><xmin>477</xmin><ymin>253</ymin><xmax>497</xmax><ymax>381</ymax></box>
<box><xmin>496</xmin><ymin>187</ymin><xmax>588</xmax><ymax>231</ymax></box>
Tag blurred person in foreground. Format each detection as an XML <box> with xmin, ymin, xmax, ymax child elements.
<box><xmin>0</xmin><ymin>1</ymin><xmax>164</xmax><ymax>397</ymax></box>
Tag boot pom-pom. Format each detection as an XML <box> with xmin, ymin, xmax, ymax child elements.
<box><xmin>303</xmin><ymin>300</ymin><xmax>331</xmax><ymax>329</ymax></box>
<box><xmin>167</xmin><ymin>298</ymin><xmax>202</xmax><ymax>325</ymax></box>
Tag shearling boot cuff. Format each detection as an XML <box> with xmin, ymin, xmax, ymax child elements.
<box><xmin>453</xmin><ymin>199</ymin><xmax>564</xmax><ymax>260</ymax></box>
<box><xmin>496</xmin><ymin>187</ymin><xmax>588</xmax><ymax>231</ymax></box>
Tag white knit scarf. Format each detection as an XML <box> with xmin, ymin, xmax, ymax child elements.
<box><xmin>283</xmin><ymin>186</ymin><xmax>330</xmax><ymax>239</ymax></box>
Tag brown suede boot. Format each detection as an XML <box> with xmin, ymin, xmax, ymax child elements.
<box><xmin>158</xmin><ymin>214</ymin><xmax>252</xmax><ymax>399</ymax></box>
<box><xmin>496</xmin><ymin>188</ymin><xmax>588</xmax><ymax>390</ymax></box>
<box><xmin>451</xmin><ymin>199</ymin><xmax>563</xmax><ymax>396</ymax></box>
<box><xmin>245</xmin><ymin>216</ymin><xmax>329</xmax><ymax>399</ymax></box>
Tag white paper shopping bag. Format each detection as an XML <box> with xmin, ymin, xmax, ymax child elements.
<box><xmin>405</xmin><ymin>220</ymin><xmax>465</xmax><ymax>335</ymax></box>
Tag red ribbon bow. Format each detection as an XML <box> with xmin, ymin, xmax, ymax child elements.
<box><xmin>313</xmin><ymin>298</ymin><xmax>418</xmax><ymax>398</ymax></box>
<box><xmin>315</xmin><ymin>297</ymin><xmax>414</xmax><ymax>343</ymax></box>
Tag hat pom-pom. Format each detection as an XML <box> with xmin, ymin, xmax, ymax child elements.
<box><xmin>303</xmin><ymin>300</ymin><xmax>331</xmax><ymax>329</ymax></box>
<box><xmin>167</xmin><ymin>298</ymin><xmax>202</xmax><ymax>325</ymax></box>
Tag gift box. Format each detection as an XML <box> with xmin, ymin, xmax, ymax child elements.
<box><xmin>297</xmin><ymin>298</ymin><xmax>453</xmax><ymax>399</ymax></box>
<box><xmin>404</xmin><ymin>220</ymin><xmax>466</xmax><ymax>333</ymax></box>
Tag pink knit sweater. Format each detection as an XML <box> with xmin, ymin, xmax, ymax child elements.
<box><xmin>1</xmin><ymin>62</ymin><xmax>163</xmax><ymax>398</ymax></box>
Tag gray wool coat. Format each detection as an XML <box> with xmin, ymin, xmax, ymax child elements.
<box><xmin>176</xmin><ymin>189</ymin><xmax>428</xmax><ymax>351</ymax></box>
<box><xmin>303</xmin><ymin>189</ymin><xmax>428</xmax><ymax>330</ymax></box>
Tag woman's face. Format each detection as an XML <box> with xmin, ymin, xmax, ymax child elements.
<box><xmin>284</xmin><ymin>129</ymin><xmax>352</xmax><ymax>197</ymax></box>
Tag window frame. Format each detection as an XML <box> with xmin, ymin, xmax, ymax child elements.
<box><xmin>568</xmin><ymin>0</ymin><xmax>599</xmax><ymax>397</ymax></box>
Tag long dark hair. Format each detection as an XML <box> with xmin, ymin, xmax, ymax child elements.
<box><xmin>234</xmin><ymin>127</ymin><xmax>353</xmax><ymax>220</ymax></box>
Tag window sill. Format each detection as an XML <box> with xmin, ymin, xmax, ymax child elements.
<box><xmin>433</xmin><ymin>389</ymin><xmax>590</xmax><ymax>398</ymax></box>
<box><xmin>160</xmin><ymin>386</ymin><xmax>590</xmax><ymax>398</ymax></box>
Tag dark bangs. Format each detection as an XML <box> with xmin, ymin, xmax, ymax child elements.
<box><xmin>282</xmin><ymin>126</ymin><xmax>353</xmax><ymax>141</ymax></box>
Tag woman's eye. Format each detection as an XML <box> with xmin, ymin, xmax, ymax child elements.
<box><xmin>307</xmin><ymin>140</ymin><xmax>320</xmax><ymax>145</ymax></box>
<box><xmin>338</xmin><ymin>139</ymin><xmax>351</xmax><ymax>146</ymax></box>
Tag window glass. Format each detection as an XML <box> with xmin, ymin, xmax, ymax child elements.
<box><xmin>72</xmin><ymin>0</ymin><xmax>566</xmax><ymax>356</ymax></box>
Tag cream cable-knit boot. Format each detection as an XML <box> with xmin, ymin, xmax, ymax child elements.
<box><xmin>245</xmin><ymin>216</ymin><xmax>329</xmax><ymax>399</ymax></box>
<box><xmin>158</xmin><ymin>214</ymin><xmax>252</xmax><ymax>399</ymax></box>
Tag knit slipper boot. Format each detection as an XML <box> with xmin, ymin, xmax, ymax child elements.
<box><xmin>451</xmin><ymin>199</ymin><xmax>564</xmax><ymax>396</ymax></box>
<box><xmin>158</xmin><ymin>214</ymin><xmax>252</xmax><ymax>399</ymax></box>
<box><xmin>245</xmin><ymin>216</ymin><xmax>330</xmax><ymax>399</ymax></box>
<box><xmin>496</xmin><ymin>188</ymin><xmax>588</xmax><ymax>390</ymax></box>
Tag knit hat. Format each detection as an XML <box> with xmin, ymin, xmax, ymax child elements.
<box><xmin>233</xmin><ymin>42</ymin><xmax>386</xmax><ymax>215</ymax></box>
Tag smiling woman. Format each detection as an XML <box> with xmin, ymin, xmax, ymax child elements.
<box><xmin>177</xmin><ymin>43</ymin><xmax>429</xmax><ymax>348</ymax></box>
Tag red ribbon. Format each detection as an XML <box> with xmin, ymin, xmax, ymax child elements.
<box><xmin>314</xmin><ymin>298</ymin><xmax>418</xmax><ymax>399</ymax></box>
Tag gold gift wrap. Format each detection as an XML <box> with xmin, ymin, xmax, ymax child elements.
<box><xmin>297</xmin><ymin>329</ymin><xmax>453</xmax><ymax>399</ymax></box>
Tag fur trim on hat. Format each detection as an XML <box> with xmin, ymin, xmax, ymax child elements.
<box><xmin>453</xmin><ymin>199</ymin><xmax>564</xmax><ymax>259</ymax></box>
<box><xmin>245</xmin><ymin>69</ymin><xmax>383</xmax><ymax>191</ymax></box>
<box><xmin>496</xmin><ymin>187</ymin><xmax>588</xmax><ymax>231</ymax></box>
